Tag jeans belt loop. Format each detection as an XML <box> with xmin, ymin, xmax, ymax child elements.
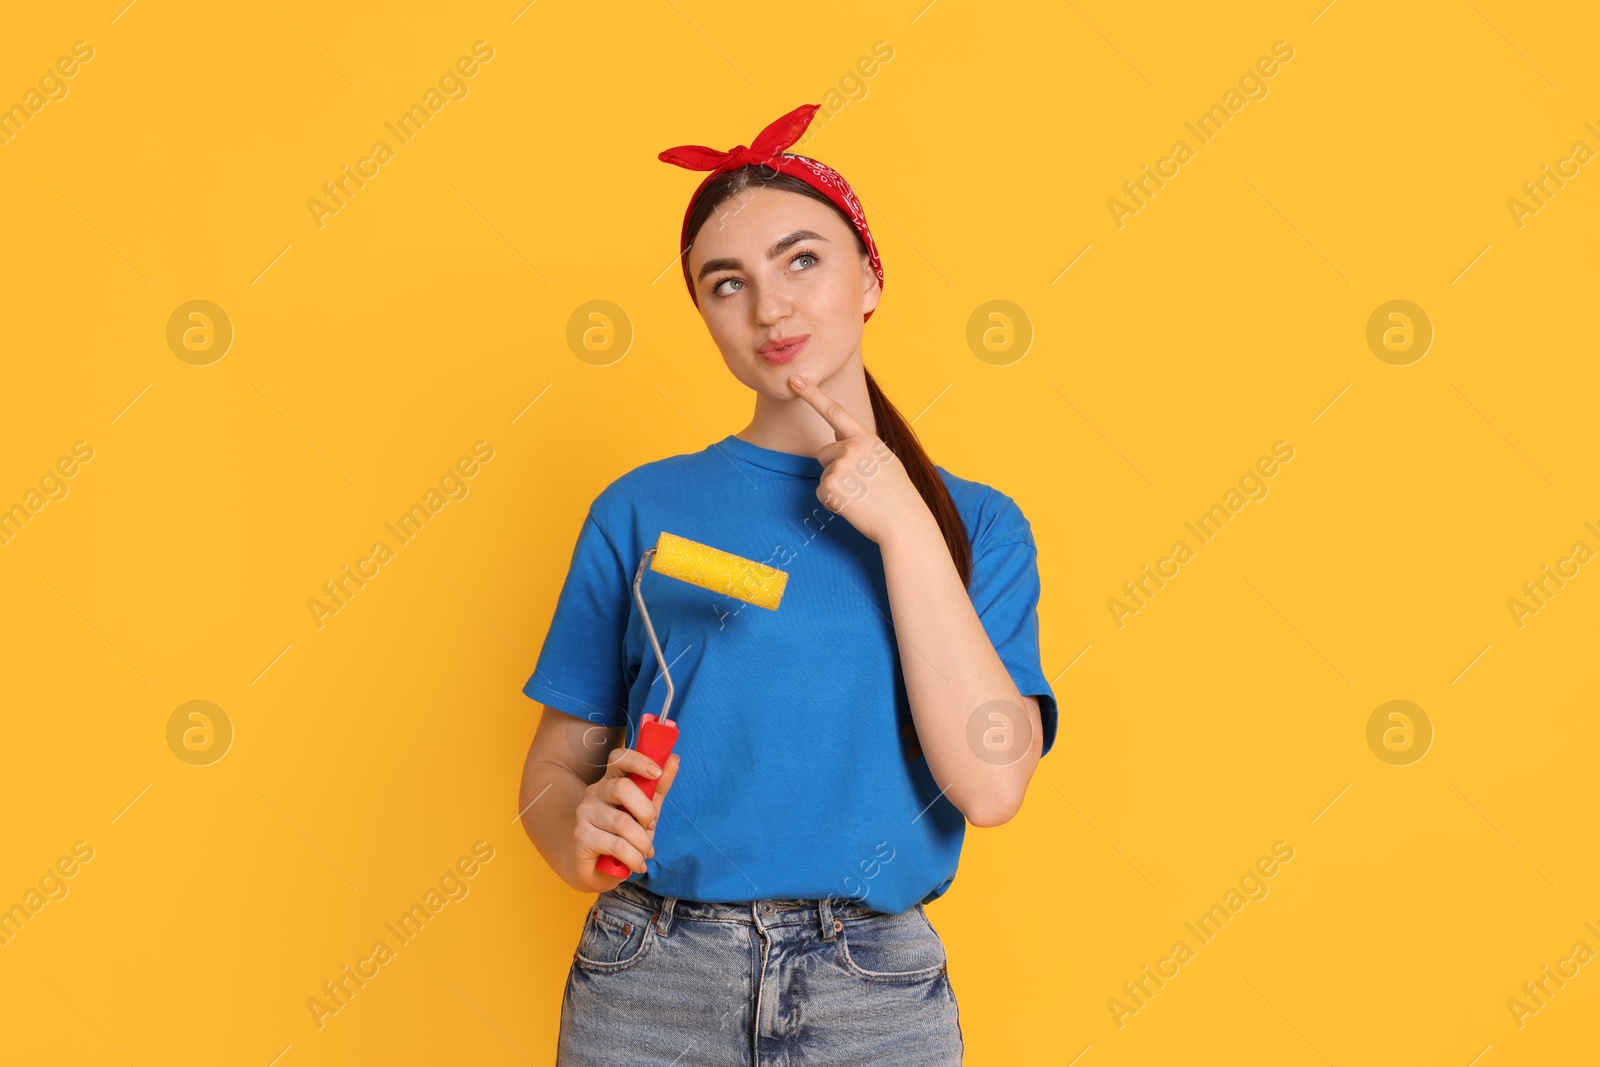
<box><xmin>653</xmin><ymin>894</ymin><xmax>678</xmax><ymax>937</ymax></box>
<box><xmin>819</xmin><ymin>896</ymin><xmax>837</xmax><ymax>941</ymax></box>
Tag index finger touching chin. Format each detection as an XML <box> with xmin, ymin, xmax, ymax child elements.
<box><xmin>788</xmin><ymin>374</ymin><xmax>865</xmax><ymax>440</ymax></box>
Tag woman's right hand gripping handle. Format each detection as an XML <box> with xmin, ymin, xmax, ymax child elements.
<box><xmin>572</xmin><ymin>746</ymin><xmax>681</xmax><ymax>892</ymax></box>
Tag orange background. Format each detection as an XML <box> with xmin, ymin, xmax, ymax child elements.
<box><xmin>1</xmin><ymin>1</ymin><xmax>1597</xmax><ymax>1064</ymax></box>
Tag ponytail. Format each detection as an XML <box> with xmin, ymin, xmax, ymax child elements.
<box><xmin>864</xmin><ymin>368</ymin><xmax>972</xmax><ymax>589</ymax></box>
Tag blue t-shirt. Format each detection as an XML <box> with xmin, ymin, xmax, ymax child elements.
<box><xmin>522</xmin><ymin>433</ymin><xmax>1057</xmax><ymax>914</ymax></box>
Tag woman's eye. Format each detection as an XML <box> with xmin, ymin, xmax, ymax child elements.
<box><xmin>710</xmin><ymin>252</ymin><xmax>816</xmax><ymax>297</ymax></box>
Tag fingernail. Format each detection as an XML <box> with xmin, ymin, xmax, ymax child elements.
<box><xmin>789</xmin><ymin>375</ymin><xmax>804</xmax><ymax>388</ymax></box>
<box><xmin>647</xmin><ymin>764</ymin><xmax>661</xmax><ymax>778</ymax></box>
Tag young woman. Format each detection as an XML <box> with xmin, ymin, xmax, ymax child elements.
<box><xmin>518</xmin><ymin>103</ymin><xmax>1058</xmax><ymax>1065</ymax></box>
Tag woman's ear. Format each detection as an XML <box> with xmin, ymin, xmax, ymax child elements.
<box><xmin>861</xmin><ymin>253</ymin><xmax>882</xmax><ymax>313</ymax></box>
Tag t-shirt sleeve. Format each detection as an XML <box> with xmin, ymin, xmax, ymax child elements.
<box><xmin>521</xmin><ymin>509</ymin><xmax>634</xmax><ymax>730</ymax></box>
<box><xmin>967</xmin><ymin>513</ymin><xmax>1059</xmax><ymax>759</ymax></box>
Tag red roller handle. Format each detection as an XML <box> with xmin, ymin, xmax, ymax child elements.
<box><xmin>595</xmin><ymin>715</ymin><xmax>679</xmax><ymax>879</ymax></box>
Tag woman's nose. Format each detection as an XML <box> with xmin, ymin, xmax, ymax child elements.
<box><xmin>754</xmin><ymin>282</ymin><xmax>793</xmax><ymax>324</ymax></box>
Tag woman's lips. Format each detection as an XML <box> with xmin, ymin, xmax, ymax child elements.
<box><xmin>758</xmin><ymin>336</ymin><xmax>809</xmax><ymax>365</ymax></box>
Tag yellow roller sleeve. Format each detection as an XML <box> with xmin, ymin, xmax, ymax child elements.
<box><xmin>650</xmin><ymin>531</ymin><xmax>788</xmax><ymax>610</ymax></box>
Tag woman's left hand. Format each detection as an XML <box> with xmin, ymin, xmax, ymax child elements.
<box><xmin>788</xmin><ymin>374</ymin><xmax>936</xmax><ymax>547</ymax></box>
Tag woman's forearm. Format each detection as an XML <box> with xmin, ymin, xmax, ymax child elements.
<box><xmin>519</xmin><ymin>755</ymin><xmax>591</xmax><ymax>891</ymax></box>
<box><xmin>877</xmin><ymin>514</ymin><xmax>1043</xmax><ymax>826</ymax></box>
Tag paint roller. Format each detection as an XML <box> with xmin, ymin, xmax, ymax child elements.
<box><xmin>594</xmin><ymin>531</ymin><xmax>789</xmax><ymax>879</ymax></box>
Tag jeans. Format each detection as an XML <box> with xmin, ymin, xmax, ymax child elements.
<box><xmin>556</xmin><ymin>877</ymin><xmax>964</xmax><ymax>1065</ymax></box>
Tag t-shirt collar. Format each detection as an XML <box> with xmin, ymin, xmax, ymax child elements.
<box><xmin>714</xmin><ymin>434</ymin><xmax>825</xmax><ymax>478</ymax></box>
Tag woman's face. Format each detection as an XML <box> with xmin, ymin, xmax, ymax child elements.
<box><xmin>687</xmin><ymin>186</ymin><xmax>881</xmax><ymax>398</ymax></box>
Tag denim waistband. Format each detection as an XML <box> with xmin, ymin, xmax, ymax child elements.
<box><xmin>603</xmin><ymin>877</ymin><xmax>892</xmax><ymax>942</ymax></box>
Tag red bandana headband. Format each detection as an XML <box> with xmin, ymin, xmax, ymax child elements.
<box><xmin>658</xmin><ymin>103</ymin><xmax>885</xmax><ymax>322</ymax></box>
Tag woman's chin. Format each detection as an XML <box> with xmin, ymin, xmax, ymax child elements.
<box><xmin>737</xmin><ymin>353</ymin><xmax>836</xmax><ymax>396</ymax></box>
<box><xmin>750</xmin><ymin>357</ymin><xmax>805</xmax><ymax>387</ymax></box>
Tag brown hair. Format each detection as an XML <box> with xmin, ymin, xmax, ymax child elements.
<box><xmin>682</xmin><ymin>162</ymin><xmax>972</xmax><ymax>588</ymax></box>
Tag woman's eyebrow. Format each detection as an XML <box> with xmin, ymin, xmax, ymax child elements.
<box><xmin>696</xmin><ymin>230</ymin><xmax>831</xmax><ymax>282</ymax></box>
